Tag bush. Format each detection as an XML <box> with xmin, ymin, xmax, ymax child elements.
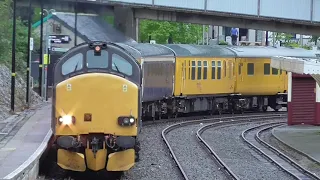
<box><xmin>0</xmin><ymin>0</ymin><xmax>40</xmax><ymax>77</ymax></box>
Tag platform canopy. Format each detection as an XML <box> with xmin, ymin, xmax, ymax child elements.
<box><xmin>271</xmin><ymin>56</ymin><xmax>320</xmax><ymax>84</ymax></box>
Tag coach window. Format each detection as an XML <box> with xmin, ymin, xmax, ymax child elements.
<box><xmin>191</xmin><ymin>61</ymin><xmax>196</xmax><ymax>80</ymax></box>
<box><xmin>272</xmin><ymin>68</ymin><xmax>278</xmax><ymax>75</ymax></box>
<box><xmin>203</xmin><ymin>61</ymin><xmax>208</xmax><ymax>80</ymax></box>
<box><xmin>211</xmin><ymin>61</ymin><xmax>216</xmax><ymax>79</ymax></box>
<box><xmin>188</xmin><ymin>61</ymin><xmax>191</xmax><ymax>79</ymax></box>
<box><xmin>238</xmin><ymin>63</ymin><xmax>242</xmax><ymax>75</ymax></box>
<box><xmin>112</xmin><ymin>54</ymin><xmax>133</xmax><ymax>76</ymax></box>
<box><xmin>61</xmin><ymin>53</ymin><xmax>83</xmax><ymax>75</ymax></box>
<box><xmin>197</xmin><ymin>61</ymin><xmax>202</xmax><ymax>80</ymax></box>
<box><xmin>228</xmin><ymin>62</ymin><xmax>232</xmax><ymax>78</ymax></box>
<box><xmin>184</xmin><ymin>60</ymin><xmax>187</xmax><ymax>80</ymax></box>
<box><xmin>217</xmin><ymin>61</ymin><xmax>221</xmax><ymax>79</ymax></box>
<box><xmin>280</xmin><ymin>69</ymin><xmax>283</xmax><ymax>74</ymax></box>
<box><xmin>86</xmin><ymin>50</ymin><xmax>109</xmax><ymax>68</ymax></box>
<box><xmin>264</xmin><ymin>63</ymin><xmax>270</xmax><ymax>75</ymax></box>
<box><xmin>247</xmin><ymin>63</ymin><xmax>254</xmax><ymax>75</ymax></box>
<box><xmin>224</xmin><ymin>61</ymin><xmax>227</xmax><ymax>77</ymax></box>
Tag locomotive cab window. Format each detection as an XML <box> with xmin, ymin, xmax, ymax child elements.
<box><xmin>264</xmin><ymin>63</ymin><xmax>270</xmax><ymax>75</ymax></box>
<box><xmin>247</xmin><ymin>63</ymin><xmax>254</xmax><ymax>75</ymax></box>
<box><xmin>61</xmin><ymin>53</ymin><xmax>83</xmax><ymax>75</ymax></box>
<box><xmin>191</xmin><ymin>61</ymin><xmax>196</xmax><ymax>80</ymax></box>
<box><xmin>197</xmin><ymin>61</ymin><xmax>202</xmax><ymax>80</ymax></box>
<box><xmin>112</xmin><ymin>54</ymin><xmax>133</xmax><ymax>76</ymax></box>
<box><xmin>86</xmin><ymin>50</ymin><xmax>109</xmax><ymax>68</ymax></box>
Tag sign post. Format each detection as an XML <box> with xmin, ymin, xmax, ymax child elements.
<box><xmin>28</xmin><ymin>37</ymin><xmax>33</xmax><ymax>105</ymax></box>
<box><xmin>45</xmin><ymin>39</ymin><xmax>51</xmax><ymax>101</ymax></box>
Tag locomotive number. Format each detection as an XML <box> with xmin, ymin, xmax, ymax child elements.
<box><xmin>67</xmin><ymin>84</ymin><xmax>72</xmax><ymax>91</ymax></box>
<box><xmin>123</xmin><ymin>84</ymin><xmax>128</xmax><ymax>92</ymax></box>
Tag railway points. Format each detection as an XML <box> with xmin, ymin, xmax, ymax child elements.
<box><xmin>197</xmin><ymin>116</ymin><xmax>294</xmax><ymax>180</ymax></box>
<box><xmin>162</xmin><ymin>112</ymin><xmax>287</xmax><ymax>180</ymax></box>
<box><xmin>0</xmin><ymin>102</ymin><xmax>51</xmax><ymax>180</ymax></box>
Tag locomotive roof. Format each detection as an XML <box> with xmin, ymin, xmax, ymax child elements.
<box><xmin>116</xmin><ymin>42</ymin><xmax>175</xmax><ymax>59</ymax></box>
<box><xmin>163</xmin><ymin>44</ymin><xmax>236</xmax><ymax>57</ymax></box>
<box><xmin>226</xmin><ymin>46</ymin><xmax>317</xmax><ymax>58</ymax></box>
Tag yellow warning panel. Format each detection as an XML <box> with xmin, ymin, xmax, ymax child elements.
<box><xmin>107</xmin><ymin>149</ymin><xmax>135</xmax><ymax>171</ymax></box>
<box><xmin>85</xmin><ymin>148</ymin><xmax>107</xmax><ymax>171</ymax></box>
<box><xmin>43</xmin><ymin>54</ymin><xmax>50</xmax><ymax>65</ymax></box>
<box><xmin>57</xmin><ymin>149</ymin><xmax>86</xmax><ymax>172</ymax></box>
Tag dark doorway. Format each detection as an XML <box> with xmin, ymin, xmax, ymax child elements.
<box><xmin>224</xmin><ymin>27</ymin><xmax>231</xmax><ymax>36</ymax></box>
<box><xmin>239</xmin><ymin>28</ymin><xmax>248</xmax><ymax>41</ymax></box>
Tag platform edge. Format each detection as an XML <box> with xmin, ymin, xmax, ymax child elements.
<box><xmin>1</xmin><ymin>129</ymin><xmax>52</xmax><ymax>180</ymax></box>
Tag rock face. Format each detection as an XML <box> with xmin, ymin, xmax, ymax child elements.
<box><xmin>0</xmin><ymin>65</ymin><xmax>43</xmax><ymax>121</ymax></box>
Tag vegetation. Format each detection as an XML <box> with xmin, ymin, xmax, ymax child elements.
<box><xmin>273</xmin><ymin>32</ymin><xmax>313</xmax><ymax>50</ymax></box>
<box><xmin>139</xmin><ymin>20</ymin><xmax>205</xmax><ymax>44</ymax></box>
<box><xmin>0</xmin><ymin>0</ymin><xmax>40</xmax><ymax>76</ymax></box>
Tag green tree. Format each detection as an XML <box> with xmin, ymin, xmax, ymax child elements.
<box><xmin>310</xmin><ymin>35</ymin><xmax>319</xmax><ymax>45</ymax></box>
<box><xmin>0</xmin><ymin>0</ymin><xmax>40</xmax><ymax>76</ymax></box>
<box><xmin>139</xmin><ymin>20</ymin><xmax>204</xmax><ymax>44</ymax></box>
<box><xmin>32</xmin><ymin>7</ymin><xmax>41</xmax><ymax>24</ymax></box>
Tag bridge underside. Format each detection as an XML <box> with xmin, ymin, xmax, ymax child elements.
<box><xmin>17</xmin><ymin>0</ymin><xmax>320</xmax><ymax>39</ymax></box>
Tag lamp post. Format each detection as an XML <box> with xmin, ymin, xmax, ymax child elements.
<box><xmin>40</xmin><ymin>8</ymin><xmax>55</xmax><ymax>100</ymax></box>
<box><xmin>26</xmin><ymin>0</ymin><xmax>32</xmax><ymax>107</ymax></box>
<box><xmin>11</xmin><ymin>0</ymin><xmax>17</xmax><ymax>112</ymax></box>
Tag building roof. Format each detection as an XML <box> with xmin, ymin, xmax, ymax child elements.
<box><xmin>32</xmin><ymin>12</ymin><xmax>135</xmax><ymax>43</ymax></box>
<box><xmin>271</xmin><ymin>55</ymin><xmax>320</xmax><ymax>84</ymax></box>
<box><xmin>227</xmin><ymin>46</ymin><xmax>317</xmax><ymax>58</ymax></box>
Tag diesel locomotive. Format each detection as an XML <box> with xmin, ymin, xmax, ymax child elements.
<box><xmin>51</xmin><ymin>41</ymin><xmax>141</xmax><ymax>175</ymax></box>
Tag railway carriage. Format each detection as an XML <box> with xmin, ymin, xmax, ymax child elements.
<box><xmin>163</xmin><ymin>44</ymin><xmax>237</xmax><ymax>115</ymax></box>
<box><xmin>227</xmin><ymin>46</ymin><xmax>317</xmax><ymax>112</ymax></box>
<box><xmin>51</xmin><ymin>41</ymin><xmax>142</xmax><ymax>176</ymax></box>
<box><xmin>116</xmin><ymin>43</ymin><xmax>176</xmax><ymax>119</ymax></box>
<box><xmin>132</xmin><ymin>43</ymin><xmax>318</xmax><ymax>118</ymax></box>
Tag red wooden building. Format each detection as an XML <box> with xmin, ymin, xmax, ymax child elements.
<box><xmin>271</xmin><ymin>56</ymin><xmax>320</xmax><ymax>125</ymax></box>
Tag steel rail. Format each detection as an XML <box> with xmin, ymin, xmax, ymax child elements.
<box><xmin>241</xmin><ymin>122</ymin><xmax>319</xmax><ymax>180</ymax></box>
<box><xmin>256</xmin><ymin>124</ymin><xmax>320</xmax><ymax>180</ymax></box>
<box><xmin>162</xmin><ymin>113</ymin><xmax>286</xmax><ymax>179</ymax></box>
<box><xmin>196</xmin><ymin>115</ymin><xmax>285</xmax><ymax>180</ymax></box>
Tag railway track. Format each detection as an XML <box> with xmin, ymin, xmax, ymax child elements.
<box><xmin>41</xmin><ymin>111</ymin><xmax>286</xmax><ymax>180</ymax></box>
<box><xmin>162</xmin><ymin>112</ymin><xmax>286</xmax><ymax>180</ymax></box>
<box><xmin>241</xmin><ymin>123</ymin><xmax>320</xmax><ymax>180</ymax></box>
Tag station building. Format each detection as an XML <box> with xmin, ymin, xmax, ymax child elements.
<box><xmin>271</xmin><ymin>55</ymin><xmax>320</xmax><ymax>125</ymax></box>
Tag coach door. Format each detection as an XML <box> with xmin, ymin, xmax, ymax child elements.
<box><xmin>181</xmin><ymin>60</ymin><xmax>186</xmax><ymax>93</ymax></box>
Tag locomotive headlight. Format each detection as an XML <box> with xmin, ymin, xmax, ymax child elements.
<box><xmin>129</xmin><ymin>118</ymin><xmax>135</xmax><ymax>123</ymax></box>
<box><xmin>118</xmin><ymin>116</ymin><xmax>136</xmax><ymax>126</ymax></box>
<box><xmin>58</xmin><ymin>115</ymin><xmax>76</xmax><ymax>125</ymax></box>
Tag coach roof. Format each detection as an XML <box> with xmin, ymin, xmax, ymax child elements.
<box><xmin>163</xmin><ymin>44</ymin><xmax>236</xmax><ymax>57</ymax></box>
<box><xmin>227</xmin><ymin>46</ymin><xmax>317</xmax><ymax>58</ymax></box>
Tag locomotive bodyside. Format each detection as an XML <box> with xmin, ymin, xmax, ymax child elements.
<box><xmin>51</xmin><ymin>41</ymin><xmax>141</xmax><ymax>175</ymax></box>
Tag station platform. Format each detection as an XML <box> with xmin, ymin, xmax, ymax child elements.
<box><xmin>272</xmin><ymin>125</ymin><xmax>320</xmax><ymax>163</ymax></box>
<box><xmin>0</xmin><ymin>102</ymin><xmax>52</xmax><ymax>180</ymax></box>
